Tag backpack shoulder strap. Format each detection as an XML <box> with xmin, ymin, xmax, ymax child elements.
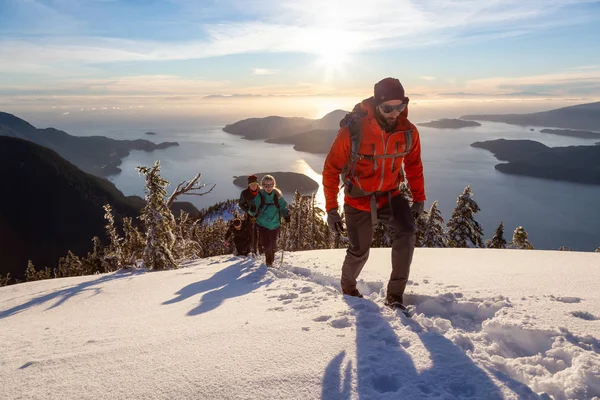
<box><xmin>339</xmin><ymin>110</ymin><xmax>365</xmax><ymax>186</ymax></box>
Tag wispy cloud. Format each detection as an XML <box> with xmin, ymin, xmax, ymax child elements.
<box><xmin>420</xmin><ymin>76</ymin><xmax>436</xmax><ymax>81</ymax></box>
<box><xmin>252</xmin><ymin>68</ymin><xmax>280</xmax><ymax>75</ymax></box>
<box><xmin>1</xmin><ymin>0</ymin><xmax>597</xmax><ymax>70</ymax></box>
<box><xmin>464</xmin><ymin>67</ymin><xmax>600</xmax><ymax>96</ymax></box>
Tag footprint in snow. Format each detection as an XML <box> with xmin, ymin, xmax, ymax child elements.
<box><xmin>570</xmin><ymin>311</ymin><xmax>598</xmax><ymax>321</ymax></box>
<box><xmin>551</xmin><ymin>296</ymin><xmax>581</xmax><ymax>303</ymax></box>
<box><xmin>329</xmin><ymin>317</ymin><xmax>352</xmax><ymax>329</ymax></box>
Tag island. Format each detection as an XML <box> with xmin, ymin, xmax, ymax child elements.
<box><xmin>0</xmin><ymin>111</ymin><xmax>179</xmax><ymax>177</ymax></box>
<box><xmin>145</xmin><ymin>131</ymin><xmax>157</xmax><ymax>136</ymax></box>
<box><xmin>265</xmin><ymin>129</ymin><xmax>338</xmax><ymax>154</ymax></box>
<box><xmin>233</xmin><ymin>172</ymin><xmax>319</xmax><ymax>194</ymax></box>
<box><xmin>539</xmin><ymin>129</ymin><xmax>600</xmax><ymax>139</ymax></box>
<box><xmin>461</xmin><ymin>101</ymin><xmax>600</xmax><ymax>131</ymax></box>
<box><xmin>417</xmin><ymin>119</ymin><xmax>481</xmax><ymax>129</ymax></box>
<box><xmin>223</xmin><ymin>109</ymin><xmax>348</xmax><ymax>140</ymax></box>
<box><xmin>471</xmin><ymin>139</ymin><xmax>600</xmax><ymax>185</ymax></box>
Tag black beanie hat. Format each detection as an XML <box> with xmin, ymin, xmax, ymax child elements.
<box><xmin>247</xmin><ymin>174</ymin><xmax>258</xmax><ymax>184</ymax></box>
<box><xmin>374</xmin><ymin>78</ymin><xmax>406</xmax><ymax>106</ymax></box>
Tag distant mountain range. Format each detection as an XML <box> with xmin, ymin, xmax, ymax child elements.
<box><xmin>471</xmin><ymin>139</ymin><xmax>600</xmax><ymax>185</ymax></box>
<box><xmin>461</xmin><ymin>102</ymin><xmax>600</xmax><ymax>131</ymax></box>
<box><xmin>417</xmin><ymin>119</ymin><xmax>482</xmax><ymax>129</ymax></box>
<box><xmin>0</xmin><ymin>112</ymin><xmax>179</xmax><ymax>177</ymax></box>
<box><xmin>0</xmin><ymin>136</ymin><xmax>144</xmax><ymax>281</ymax></box>
<box><xmin>0</xmin><ymin>136</ymin><xmax>199</xmax><ymax>281</ymax></box>
<box><xmin>223</xmin><ymin>109</ymin><xmax>348</xmax><ymax>140</ymax></box>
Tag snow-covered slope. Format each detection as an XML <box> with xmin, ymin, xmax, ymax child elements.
<box><xmin>1</xmin><ymin>249</ymin><xmax>599</xmax><ymax>400</ymax></box>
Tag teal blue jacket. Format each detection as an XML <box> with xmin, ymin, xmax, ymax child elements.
<box><xmin>248</xmin><ymin>189</ymin><xmax>289</xmax><ymax>230</ymax></box>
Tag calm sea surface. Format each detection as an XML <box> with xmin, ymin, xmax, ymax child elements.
<box><xmin>80</xmin><ymin>122</ymin><xmax>600</xmax><ymax>251</ymax></box>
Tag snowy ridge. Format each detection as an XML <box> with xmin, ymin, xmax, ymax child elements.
<box><xmin>1</xmin><ymin>248</ymin><xmax>599</xmax><ymax>399</ymax></box>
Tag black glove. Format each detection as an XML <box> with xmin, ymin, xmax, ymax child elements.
<box><xmin>410</xmin><ymin>201</ymin><xmax>425</xmax><ymax>220</ymax></box>
<box><xmin>327</xmin><ymin>209</ymin><xmax>344</xmax><ymax>233</ymax></box>
<box><xmin>284</xmin><ymin>214</ymin><xmax>291</xmax><ymax>223</ymax></box>
<box><xmin>249</xmin><ymin>204</ymin><xmax>257</xmax><ymax>213</ymax></box>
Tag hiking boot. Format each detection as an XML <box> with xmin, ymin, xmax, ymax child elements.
<box><xmin>342</xmin><ymin>288</ymin><xmax>363</xmax><ymax>298</ymax></box>
<box><xmin>384</xmin><ymin>295</ymin><xmax>407</xmax><ymax>310</ymax></box>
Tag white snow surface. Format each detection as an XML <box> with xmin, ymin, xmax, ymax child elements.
<box><xmin>1</xmin><ymin>248</ymin><xmax>599</xmax><ymax>400</ymax></box>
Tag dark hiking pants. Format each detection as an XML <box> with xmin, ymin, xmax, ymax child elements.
<box><xmin>258</xmin><ymin>225</ymin><xmax>280</xmax><ymax>265</ymax></box>
<box><xmin>341</xmin><ymin>194</ymin><xmax>416</xmax><ymax>299</ymax></box>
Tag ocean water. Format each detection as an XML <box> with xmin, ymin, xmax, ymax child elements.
<box><xmin>98</xmin><ymin>122</ymin><xmax>600</xmax><ymax>251</ymax></box>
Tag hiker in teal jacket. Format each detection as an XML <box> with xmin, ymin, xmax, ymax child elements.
<box><xmin>248</xmin><ymin>174</ymin><xmax>290</xmax><ymax>267</ymax></box>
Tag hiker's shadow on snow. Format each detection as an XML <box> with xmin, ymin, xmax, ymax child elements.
<box><xmin>0</xmin><ymin>271</ymin><xmax>141</xmax><ymax>319</ymax></box>
<box><xmin>162</xmin><ymin>258</ymin><xmax>271</xmax><ymax>316</ymax></box>
<box><xmin>323</xmin><ymin>297</ymin><xmax>506</xmax><ymax>399</ymax></box>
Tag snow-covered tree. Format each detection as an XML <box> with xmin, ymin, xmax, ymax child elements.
<box><xmin>122</xmin><ymin>217</ymin><xmax>145</xmax><ymax>267</ymax></box>
<box><xmin>103</xmin><ymin>204</ymin><xmax>124</xmax><ymax>270</ymax></box>
<box><xmin>25</xmin><ymin>260</ymin><xmax>52</xmax><ymax>282</ymax></box>
<box><xmin>596</xmin><ymin>247</ymin><xmax>600</xmax><ymax>252</ymax></box>
<box><xmin>56</xmin><ymin>250</ymin><xmax>84</xmax><ymax>277</ymax></box>
<box><xmin>399</xmin><ymin>180</ymin><xmax>412</xmax><ymax>202</ymax></box>
<box><xmin>509</xmin><ymin>226</ymin><xmax>534</xmax><ymax>250</ymax></box>
<box><xmin>486</xmin><ymin>222</ymin><xmax>507</xmax><ymax>249</ymax></box>
<box><xmin>446</xmin><ymin>186</ymin><xmax>484</xmax><ymax>248</ymax></box>
<box><xmin>422</xmin><ymin>201</ymin><xmax>446</xmax><ymax>248</ymax></box>
<box><xmin>172</xmin><ymin>210</ymin><xmax>202</xmax><ymax>260</ymax></box>
<box><xmin>558</xmin><ymin>246</ymin><xmax>572</xmax><ymax>251</ymax></box>
<box><xmin>415</xmin><ymin>209</ymin><xmax>429</xmax><ymax>247</ymax></box>
<box><xmin>0</xmin><ymin>273</ymin><xmax>11</xmax><ymax>287</ymax></box>
<box><xmin>137</xmin><ymin>161</ymin><xmax>177</xmax><ymax>270</ymax></box>
<box><xmin>81</xmin><ymin>236</ymin><xmax>107</xmax><ymax>274</ymax></box>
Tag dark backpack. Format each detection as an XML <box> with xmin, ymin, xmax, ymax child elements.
<box><xmin>339</xmin><ymin>104</ymin><xmax>413</xmax><ymax>196</ymax></box>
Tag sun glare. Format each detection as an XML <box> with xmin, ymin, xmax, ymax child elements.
<box><xmin>309</xmin><ymin>28</ymin><xmax>354</xmax><ymax>80</ymax></box>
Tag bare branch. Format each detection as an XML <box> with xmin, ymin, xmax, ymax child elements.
<box><xmin>167</xmin><ymin>173</ymin><xmax>215</xmax><ymax>207</ymax></box>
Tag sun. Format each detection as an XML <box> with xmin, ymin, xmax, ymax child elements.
<box><xmin>310</xmin><ymin>29</ymin><xmax>353</xmax><ymax>80</ymax></box>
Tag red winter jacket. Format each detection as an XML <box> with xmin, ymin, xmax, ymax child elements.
<box><xmin>322</xmin><ymin>97</ymin><xmax>425</xmax><ymax>212</ymax></box>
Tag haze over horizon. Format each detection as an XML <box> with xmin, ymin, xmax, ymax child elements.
<box><xmin>1</xmin><ymin>0</ymin><xmax>600</xmax><ymax>126</ymax></box>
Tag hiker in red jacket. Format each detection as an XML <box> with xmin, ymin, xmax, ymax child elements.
<box><xmin>322</xmin><ymin>77</ymin><xmax>426</xmax><ymax>310</ymax></box>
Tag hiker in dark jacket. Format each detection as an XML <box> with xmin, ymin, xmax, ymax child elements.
<box><xmin>248</xmin><ymin>175</ymin><xmax>290</xmax><ymax>267</ymax></box>
<box><xmin>224</xmin><ymin>218</ymin><xmax>252</xmax><ymax>256</ymax></box>
<box><xmin>239</xmin><ymin>174</ymin><xmax>261</xmax><ymax>254</ymax></box>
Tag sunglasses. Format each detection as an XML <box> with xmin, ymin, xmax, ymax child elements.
<box><xmin>263</xmin><ymin>183</ymin><xmax>274</xmax><ymax>188</ymax></box>
<box><xmin>379</xmin><ymin>103</ymin><xmax>407</xmax><ymax>114</ymax></box>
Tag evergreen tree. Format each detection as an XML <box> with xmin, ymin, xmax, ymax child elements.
<box><xmin>415</xmin><ymin>209</ymin><xmax>429</xmax><ymax>247</ymax></box>
<box><xmin>0</xmin><ymin>273</ymin><xmax>11</xmax><ymax>287</ymax></box>
<box><xmin>81</xmin><ymin>236</ymin><xmax>107</xmax><ymax>274</ymax></box>
<box><xmin>558</xmin><ymin>246</ymin><xmax>572</xmax><ymax>251</ymax></box>
<box><xmin>446</xmin><ymin>186</ymin><xmax>484</xmax><ymax>248</ymax></box>
<box><xmin>103</xmin><ymin>204</ymin><xmax>124</xmax><ymax>270</ymax></box>
<box><xmin>25</xmin><ymin>260</ymin><xmax>37</xmax><ymax>282</ymax></box>
<box><xmin>509</xmin><ymin>226</ymin><xmax>534</xmax><ymax>250</ymax></box>
<box><xmin>372</xmin><ymin>222</ymin><xmax>392</xmax><ymax>248</ymax></box>
<box><xmin>137</xmin><ymin>161</ymin><xmax>177</xmax><ymax>270</ymax></box>
<box><xmin>122</xmin><ymin>217</ymin><xmax>145</xmax><ymax>266</ymax></box>
<box><xmin>596</xmin><ymin>247</ymin><xmax>600</xmax><ymax>252</ymax></box>
<box><xmin>486</xmin><ymin>222</ymin><xmax>507</xmax><ymax>249</ymax></box>
<box><xmin>56</xmin><ymin>250</ymin><xmax>84</xmax><ymax>277</ymax></box>
<box><xmin>172</xmin><ymin>210</ymin><xmax>202</xmax><ymax>260</ymax></box>
<box><xmin>399</xmin><ymin>180</ymin><xmax>412</xmax><ymax>202</ymax></box>
<box><xmin>422</xmin><ymin>201</ymin><xmax>446</xmax><ymax>248</ymax></box>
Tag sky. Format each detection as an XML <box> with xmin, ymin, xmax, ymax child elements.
<box><xmin>1</xmin><ymin>0</ymin><xmax>600</xmax><ymax>121</ymax></box>
<box><xmin>1</xmin><ymin>248</ymin><xmax>599</xmax><ymax>399</ymax></box>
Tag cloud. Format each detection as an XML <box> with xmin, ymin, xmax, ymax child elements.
<box><xmin>420</xmin><ymin>76</ymin><xmax>436</xmax><ymax>81</ymax></box>
<box><xmin>464</xmin><ymin>67</ymin><xmax>600</xmax><ymax>96</ymax></box>
<box><xmin>1</xmin><ymin>0</ymin><xmax>598</xmax><ymax>71</ymax></box>
<box><xmin>252</xmin><ymin>68</ymin><xmax>280</xmax><ymax>75</ymax></box>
